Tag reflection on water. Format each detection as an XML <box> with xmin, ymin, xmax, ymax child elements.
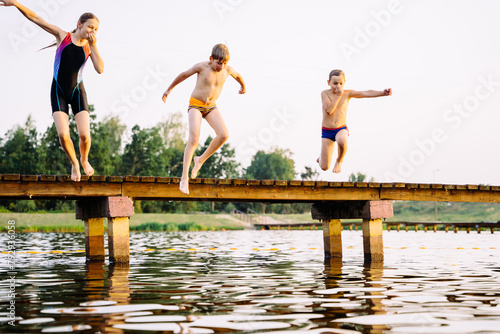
<box><xmin>1</xmin><ymin>230</ymin><xmax>500</xmax><ymax>333</ymax></box>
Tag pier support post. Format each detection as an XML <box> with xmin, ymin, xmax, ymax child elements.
<box><xmin>321</xmin><ymin>219</ymin><xmax>342</xmax><ymax>258</ymax></box>
<box><xmin>84</xmin><ymin>218</ymin><xmax>105</xmax><ymax>262</ymax></box>
<box><xmin>312</xmin><ymin>201</ymin><xmax>393</xmax><ymax>263</ymax></box>
<box><xmin>76</xmin><ymin>197</ymin><xmax>134</xmax><ymax>263</ymax></box>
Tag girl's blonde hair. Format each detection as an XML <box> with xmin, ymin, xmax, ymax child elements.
<box><xmin>41</xmin><ymin>13</ymin><xmax>99</xmax><ymax>50</ymax></box>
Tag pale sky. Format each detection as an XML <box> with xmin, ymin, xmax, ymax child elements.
<box><xmin>1</xmin><ymin>0</ymin><xmax>499</xmax><ymax>185</ymax></box>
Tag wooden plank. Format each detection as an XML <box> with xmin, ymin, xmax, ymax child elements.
<box><xmin>342</xmin><ymin>182</ymin><xmax>354</xmax><ymax>187</ymax></box>
<box><xmin>217</xmin><ymin>179</ymin><xmax>232</xmax><ymax>185</ymax></box>
<box><xmin>419</xmin><ymin>184</ymin><xmax>430</xmax><ymax>189</ymax></box>
<box><xmin>124</xmin><ymin>176</ymin><xmax>140</xmax><ymax>182</ymax></box>
<box><xmin>456</xmin><ymin>185</ymin><xmax>467</xmax><ymax>190</ymax></box>
<box><xmin>407</xmin><ymin>183</ymin><xmax>419</xmax><ymax>189</ymax></box>
<box><xmin>355</xmin><ymin>182</ymin><xmax>368</xmax><ymax>188</ymax></box>
<box><xmin>40</xmin><ymin>175</ymin><xmax>56</xmax><ymax>182</ymax></box>
<box><xmin>275</xmin><ymin>180</ymin><xmax>288</xmax><ymax>186</ymax></box>
<box><xmin>156</xmin><ymin>177</ymin><xmax>171</xmax><ymax>183</ymax></box>
<box><xmin>56</xmin><ymin>175</ymin><xmax>72</xmax><ymax>182</ymax></box>
<box><xmin>108</xmin><ymin>176</ymin><xmax>124</xmax><ymax>183</ymax></box>
<box><xmin>171</xmin><ymin>177</ymin><xmax>181</xmax><ymax>184</ymax></box>
<box><xmin>190</xmin><ymin>178</ymin><xmax>202</xmax><ymax>184</ymax></box>
<box><xmin>492</xmin><ymin>186</ymin><xmax>500</xmax><ymax>191</ymax></box>
<box><xmin>122</xmin><ymin>182</ymin><xmax>380</xmax><ymax>202</ymax></box>
<box><xmin>202</xmin><ymin>178</ymin><xmax>217</xmax><ymax>185</ymax></box>
<box><xmin>302</xmin><ymin>181</ymin><xmax>315</xmax><ymax>187</ymax></box>
<box><xmin>444</xmin><ymin>184</ymin><xmax>455</xmax><ymax>190</ymax></box>
<box><xmin>21</xmin><ymin>175</ymin><xmax>38</xmax><ymax>182</ymax></box>
<box><xmin>80</xmin><ymin>176</ymin><xmax>90</xmax><ymax>182</ymax></box>
<box><xmin>479</xmin><ymin>185</ymin><xmax>491</xmax><ymax>191</ymax></box>
<box><xmin>288</xmin><ymin>180</ymin><xmax>302</xmax><ymax>186</ymax></box>
<box><xmin>233</xmin><ymin>179</ymin><xmax>246</xmax><ymax>186</ymax></box>
<box><xmin>368</xmin><ymin>182</ymin><xmax>381</xmax><ymax>188</ymax></box>
<box><xmin>394</xmin><ymin>183</ymin><xmax>406</xmax><ymax>188</ymax></box>
<box><xmin>261</xmin><ymin>180</ymin><xmax>275</xmax><ymax>186</ymax></box>
<box><xmin>329</xmin><ymin>182</ymin><xmax>342</xmax><ymax>187</ymax></box>
<box><xmin>381</xmin><ymin>183</ymin><xmax>394</xmax><ymax>188</ymax></box>
<box><xmin>4</xmin><ymin>174</ymin><xmax>21</xmax><ymax>181</ymax></box>
<box><xmin>90</xmin><ymin>175</ymin><xmax>107</xmax><ymax>182</ymax></box>
<box><xmin>140</xmin><ymin>176</ymin><xmax>155</xmax><ymax>183</ymax></box>
<box><xmin>247</xmin><ymin>180</ymin><xmax>261</xmax><ymax>186</ymax></box>
<box><xmin>316</xmin><ymin>181</ymin><xmax>328</xmax><ymax>187</ymax></box>
<box><xmin>0</xmin><ymin>181</ymin><xmax>121</xmax><ymax>198</ymax></box>
<box><xmin>467</xmin><ymin>184</ymin><xmax>479</xmax><ymax>190</ymax></box>
<box><xmin>380</xmin><ymin>188</ymin><xmax>500</xmax><ymax>203</ymax></box>
<box><xmin>431</xmin><ymin>184</ymin><xmax>443</xmax><ymax>189</ymax></box>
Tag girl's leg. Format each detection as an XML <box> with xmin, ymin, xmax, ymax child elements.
<box><xmin>53</xmin><ymin>111</ymin><xmax>81</xmax><ymax>181</ymax></box>
<box><xmin>191</xmin><ymin>109</ymin><xmax>229</xmax><ymax>178</ymax></box>
<box><xmin>75</xmin><ymin>110</ymin><xmax>94</xmax><ymax>176</ymax></box>
<box><xmin>333</xmin><ymin>129</ymin><xmax>348</xmax><ymax>173</ymax></box>
<box><xmin>317</xmin><ymin>138</ymin><xmax>335</xmax><ymax>171</ymax></box>
<box><xmin>180</xmin><ymin>109</ymin><xmax>203</xmax><ymax>194</ymax></box>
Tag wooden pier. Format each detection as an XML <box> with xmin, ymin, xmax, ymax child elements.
<box><xmin>1</xmin><ymin>174</ymin><xmax>499</xmax><ymax>264</ymax></box>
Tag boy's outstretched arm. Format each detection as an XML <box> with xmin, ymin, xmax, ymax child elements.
<box><xmin>349</xmin><ymin>88</ymin><xmax>392</xmax><ymax>99</ymax></box>
<box><xmin>162</xmin><ymin>64</ymin><xmax>200</xmax><ymax>102</ymax></box>
<box><xmin>228</xmin><ymin>66</ymin><xmax>246</xmax><ymax>94</ymax></box>
<box><xmin>1</xmin><ymin>0</ymin><xmax>65</xmax><ymax>41</ymax></box>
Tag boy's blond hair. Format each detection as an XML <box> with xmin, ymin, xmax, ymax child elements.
<box><xmin>211</xmin><ymin>44</ymin><xmax>230</xmax><ymax>62</ymax></box>
<box><xmin>329</xmin><ymin>69</ymin><xmax>345</xmax><ymax>81</ymax></box>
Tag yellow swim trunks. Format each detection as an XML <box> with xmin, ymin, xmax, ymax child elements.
<box><xmin>188</xmin><ymin>97</ymin><xmax>217</xmax><ymax>118</ymax></box>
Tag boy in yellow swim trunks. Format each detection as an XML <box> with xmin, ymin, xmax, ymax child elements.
<box><xmin>162</xmin><ymin>44</ymin><xmax>246</xmax><ymax>194</ymax></box>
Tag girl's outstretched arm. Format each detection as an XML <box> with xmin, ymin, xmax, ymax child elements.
<box><xmin>1</xmin><ymin>0</ymin><xmax>66</xmax><ymax>42</ymax></box>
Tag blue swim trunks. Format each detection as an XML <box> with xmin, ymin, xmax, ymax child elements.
<box><xmin>322</xmin><ymin>125</ymin><xmax>348</xmax><ymax>142</ymax></box>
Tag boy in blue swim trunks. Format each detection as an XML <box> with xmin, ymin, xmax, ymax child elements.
<box><xmin>317</xmin><ymin>70</ymin><xmax>391</xmax><ymax>173</ymax></box>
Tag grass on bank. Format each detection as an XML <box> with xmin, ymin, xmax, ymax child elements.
<box><xmin>0</xmin><ymin>202</ymin><xmax>498</xmax><ymax>232</ymax></box>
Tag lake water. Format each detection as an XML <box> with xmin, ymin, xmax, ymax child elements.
<box><xmin>1</xmin><ymin>230</ymin><xmax>500</xmax><ymax>333</ymax></box>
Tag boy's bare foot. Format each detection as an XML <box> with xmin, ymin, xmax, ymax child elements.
<box><xmin>190</xmin><ymin>156</ymin><xmax>203</xmax><ymax>178</ymax></box>
<box><xmin>71</xmin><ymin>164</ymin><xmax>81</xmax><ymax>182</ymax></box>
<box><xmin>80</xmin><ymin>159</ymin><xmax>94</xmax><ymax>176</ymax></box>
<box><xmin>333</xmin><ymin>161</ymin><xmax>342</xmax><ymax>173</ymax></box>
<box><xmin>179</xmin><ymin>178</ymin><xmax>189</xmax><ymax>195</ymax></box>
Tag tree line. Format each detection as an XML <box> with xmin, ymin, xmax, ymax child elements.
<box><xmin>0</xmin><ymin>109</ymin><xmax>319</xmax><ymax>213</ymax></box>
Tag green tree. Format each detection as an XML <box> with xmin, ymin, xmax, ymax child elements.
<box><xmin>37</xmin><ymin>122</ymin><xmax>78</xmax><ymax>175</ymax></box>
<box><xmin>300</xmin><ymin>166</ymin><xmax>319</xmax><ymax>180</ymax></box>
<box><xmin>90</xmin><ymin>115</ymin><xmax>126</xmax><ymax>175</ymax></box>
<box><xmin>245</xmin><ymin>147</ymin><xmax>296</xmax><ymax>180</ymax></box>
<box><xmin>117</xmin><ymin>125</ymin><xmax>167</xmax><ymax>176</ymax></box>
<box><xmin>157</xmin><ymin>111</ymin><xmax>186</xmax><ymax>151</ymax></box>
<box><xmin>348</xmin><ymin>172</ymin><xmax>374</xmax><ymax>182</ymax></box>
<box><xmin>0</xmin><ymin>115</ymin><xmax>39</xmax><ymax>174</ymax></box>
<box><xmin>195</xmin><ymin>136</ymin><xmax>240</xmax><ymax>179</ymax></box>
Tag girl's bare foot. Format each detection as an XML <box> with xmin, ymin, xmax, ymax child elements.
<box><xmin>179</xmin><ymin>178</ymin><xmax>189</xmax><ymax>194</ymax></box>
<box><xmin>71</xmin><ymin>164</ymin><xmax>81</xmax><ymax>182</ymax></box>
<box><xmin>80</xmin><ymin>159</ymin><xmax>94</xmax><ymax>176</ymax></box>
<box><xmin>190</xmin><ymin>156</ymin><xmax>203</xmax><ymax>179</ymax></box>
<box><xmin>333</xmin><ymin>161</ymin><xmax>342</xmax><ymax>173</ymax></box>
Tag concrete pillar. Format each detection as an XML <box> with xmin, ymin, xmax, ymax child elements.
<box><xmin>362</xmin><ymin>219</ymin><xmax>384</xmax><ymax>263</ymax></box>
<box><xmin>76</xmin><ymin>196</ymin><xmax>134</xmax><ymax>263</ymax></box>
<box><xmin>84</xmin><ymin>218</ymin><xmax>105</xmax><ymax>262</ymax></box>
<box><xmin>312</xmin><ymin>200</ymin><xmax>393</xmax><ymax>263</ymax></box>
<box><xmin>108</xmin><ymin>217</ymin><xmax>130</xmax><ymax>263</ymax></box>
<box><xmin>322</xmin><ymin>219</ymin><xmax>342</xmax><ymax>259</ymax></box>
